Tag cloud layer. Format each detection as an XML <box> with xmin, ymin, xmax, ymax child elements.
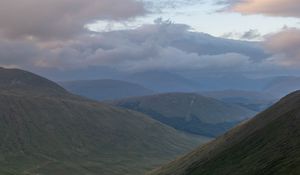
<box><xmin>224</xmin><ymin>0</ymin><xmax>300</xmax><ymax>18</ymax></box>
<box><xmin>220</xmin><ymin>0</ymin><xmax>300</xmax><ymax>71</ymax></box>
<box><xmin>0</xmin><ymin>0</ymin><xmax>145</xmax><ymax>40</ymax></box>
<box><xmin>264</xmin><ymin>28</ymin><xmax>300</xmax><ymax>67</ymax></box>
<box><xmin>0</xmin><ymin>0</ymin><xmax>299</xmax><ymax>80</ymax></box>
<box><xmin>1</xmin><ymin>21</ymin><xmax>272</xmax><ymax>74</ymax></box>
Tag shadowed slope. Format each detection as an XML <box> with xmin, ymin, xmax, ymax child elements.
<box><xmin>147</xmin><ymin>91</ymin><xmax>300</xmax><ymax>175</ymax></box>
<box><xmin>111</xmin><ymin>93</ymin><xmax>255</xmax><ymax>137</ymax></box>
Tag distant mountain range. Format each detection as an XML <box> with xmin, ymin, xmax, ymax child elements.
<box><xmin>263</xmin><ymin>76</ymin><xmax>300</xmax><ymax>98</ymax></box>
<box><xmin>199</xmin><ymin>90</ymin><xmax>276</xmax><ymax>112</ymax></box>
<box><xmin>190</xmin><ymin>74</ymin><xmax>272</xmax><ymax>91</ymax></box>
<box><xmin>124</xmin><ymin>71</ymin><xmax>199</xmax><ymax>92</ymax></box>
<box><xmin>147</xmin><ymin>91</ymin><xmax>300</xmax><ymax>175</ymax></box>
<box><xmin>110</xmin><ymin>93</ymin><xmax>255</xmax><ymax>137</ymax></box>
<box><xmin>0</xmin><ymin>68</ymin><xmax>207</xmax><ymax>175</ymax></box>
<box><xmin>57</xmin><ymin>69</ymin><xmax>300</xmax><ymax>100</ymax></box>
<box><xmin>59</xmin><ymin>79</ymin><xmax>154</xmax><ymax>101</ymax></box>
<box><xmin>123</xmin><ymin>71</ymin><xmax>274</xmax><ymax>92</ymax></box>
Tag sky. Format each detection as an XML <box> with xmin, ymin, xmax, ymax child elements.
<box><xmin>0</xmin><ymin>0</ymin><xmax>300</xmax><ymax>80</ymax></box>
<box><xmin>89</xmin><ymin>0</ymin><xmax>300</xmax><ymax>39</ymax></box>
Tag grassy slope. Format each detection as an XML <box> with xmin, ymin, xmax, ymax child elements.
<box><xmin>111</xmin><ymin>93</ymin><xmax>255</xmax><ymax>137</ymax></box>
<box><xmin>0</xmin><ymin>68</ymin><xmax>209</xmax><ymax>175</ymax></box>
<box><xmin>147</xmin><ymin>91</ymin><xmax>300</xmax><ymax>175</ymax></box>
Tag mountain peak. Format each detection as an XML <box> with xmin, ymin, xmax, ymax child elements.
<box><xmin>0</xmin><ymin>68</ymin><xmax>67</xmax><ymax>96</ymax></box>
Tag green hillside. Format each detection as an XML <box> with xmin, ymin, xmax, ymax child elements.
<box><xmin>111</xmin><ymin>93</ymin><xmax>255</xmax><ymax>137</ymax></box>
<box><xmin>0</xmin><ymin>68</ymin><xmax>208</xmax><ymax>175</ymax></box>
<box><xmin>147</xmin><ymin>91</ymin><xmax>300</xmax><ymax>175</ymax></box>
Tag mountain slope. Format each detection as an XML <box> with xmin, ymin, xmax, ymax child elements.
<box><xmin>59</xmin><ymin>79</ymin><xmax>154</xmax><ymax>101</ymax></box>
<box><xmin>111</xmin><ymin>93</ymin><xmax>255</xmax><ymax>137</ymax></box>
<box><xmin>147</xmin><ymin>91</ymin><xmax>300</xmax><ymax>175</ymax></box>
<box><xmin>0</xmin><ymin>68</ymin><xmax>207</xmax><ymax>175</ymax></box>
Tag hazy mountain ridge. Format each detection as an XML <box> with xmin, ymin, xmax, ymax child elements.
<box><xmin>199</xmin><ymin>90</ymin><xmax>276</xmax><ymax>112</ymax></box>
<box><xmin>124</xmin><ymin>71</ymin><xmax>199</xmax><ymax>92</ymax></box>
<box><xmin>263</xmin><ymin>76</ymin><xmax>300</xmax><ymax>98</ymax></box>
<box><xmin>58</xmin><ymin>69</ymin><xmax>300</xmax><ymax>100</ymax></box>
<box><xmin>59</xmin><ymin>79</ymin><xmax>154</xmax><ymax>101</ymax></box>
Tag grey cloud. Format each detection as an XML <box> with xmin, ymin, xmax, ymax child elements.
<box><xmin>0</xmin><ymin>0</ymin><xmax>146</xmax><ymax>40</ymax></box>
<box><xmin>222</xmin><ymin>29</ymin><xmax>262</xmax><ymax>40</ymax></box>
<box><xmin>0</xmin><ymin>40</ymin><xmax>41</xmax><ymax>68</ymax></box>
<box><xmin>144</xmin><ymin>0</ymin><xmax>204</xmax><ymax>13</ymax></box>
<box><xmin>241</xmin><ymin>30</ymin><xmax>261</xmax><ymax>40</ymax></box>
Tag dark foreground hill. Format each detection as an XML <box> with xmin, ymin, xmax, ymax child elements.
<box><xmin>0</xmin><ymin>68</ymin><xmax>207</xmax><ymax>175</ymax></box>
<box><xmin>147</xmin><ymin>91</ymin><xmax>300</xmax><ymax>175</ymax></box>
<box><xmin>111</xmin><ymin>93</ymin><xmax>255</xmax><ymax>137</ymax></box>
<box><xmin>59</xmin><ymin>79</ymin><xmax>154</xmax><ymax>101</ymax></box>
